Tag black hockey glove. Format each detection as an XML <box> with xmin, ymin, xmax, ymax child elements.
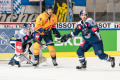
<box><xmin>61</xmin><ymin>35</ymin><xmax>69</xmax><ymax>42</ymax></box>
<box><xmin>43</xmin><ymin>29</ymin><xmax>51</xmax><ymax>35</ymax></box>
<box><xmin>82</xmin><ymin>28</ymin><xmax>89</xmax><ymax>36</ymax></box>
<box><xmin>53</xmin><ymin>30</ymin><xmax>61</xmax><ymax>38</ymax></box>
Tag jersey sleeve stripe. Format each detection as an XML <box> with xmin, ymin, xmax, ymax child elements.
<box><xmin>35</xmin><ymin>26</ymin><xmax>42</xmax><ymax>31</ymax></box>
<box><xmin>70</xmin><ymin>32</ymin><xmax>75</xmax><ymax>37</ymax></box>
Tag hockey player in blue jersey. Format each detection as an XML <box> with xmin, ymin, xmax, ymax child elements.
<box><xmin>8</xmin><ymin>23</ymin><xmax>34</xmax><ymax>67</ymax></box>
<box><xmin>61</xmin><ymin>10</ymin><xmax>115</xmax><ymax>69</ymax></box>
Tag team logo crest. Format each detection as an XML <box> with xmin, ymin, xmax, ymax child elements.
<box><xmin>0</xmin><ymin>32</ymin><xmax>10</xmax><ymax>52</ymax></box>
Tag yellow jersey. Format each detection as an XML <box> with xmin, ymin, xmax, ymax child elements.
<box><xmin>35</xmin><ymin>12</ymin><xmax>57</xmax><ymax>35</ymax></box>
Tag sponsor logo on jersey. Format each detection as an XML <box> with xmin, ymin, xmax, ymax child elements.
<box><xmin>35</xmin><ymin>34</ymin><xmax>40</xmax><ymax>40</ymax></box>
<box><xmin>17</xmin><ymin>45</ymin><xmax>22</xmax><ymax>49</ymax></box>
<box><xmin>92</xmin><ymin>27</ymin><xmax>97</xmax><ymax>31</ymax></box>
<box><xmin>16</xmin><ymin>42</ymin><xmax>23</xmax><ymax>53</ymax></box>
<box><xmin>24</xmin><ymin>36</ymin><xmax>28</xmax><ymax>40</ymax></box>
<box><xmin>78</xmin><ymin>25</ymin><xmax>81</xmax><ymax>29</ymax></box>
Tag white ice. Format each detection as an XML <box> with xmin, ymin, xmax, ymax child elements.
<box><xmin>0</xmin><ymin>57</ymin><xmax>120</xmax><ymax>80</ymax></box>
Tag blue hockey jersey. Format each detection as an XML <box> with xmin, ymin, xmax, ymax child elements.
<box><xmin>10</xmin><ymin>27</ymin><xmax>34</xmax><ymax>45</ymax></box>
<box><xmin>67</xmin><ymin>18</ymin><xmax>102</xmax><ymax>43</ymax></box>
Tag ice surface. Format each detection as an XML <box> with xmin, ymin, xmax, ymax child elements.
<box><xmin>0</xmin><ymin>57</ymin><xmax>120</xmax><ymax>80</ymax></box>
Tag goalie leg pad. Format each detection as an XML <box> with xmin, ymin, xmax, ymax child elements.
<box><xmin>8</xmin><ymin>54</ymin><xmax>21</xmax><ymax>67</ymax></box>
<box><xmin>47</xmin><ymin>45</ymin><xmax>56</xmax><ymax>60</ymax></box>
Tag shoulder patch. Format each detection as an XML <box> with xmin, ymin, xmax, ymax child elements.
<box><xmin>78</xmin><ymin>25</ymin><xmax>81</xmax><ymax>29</ymax></box>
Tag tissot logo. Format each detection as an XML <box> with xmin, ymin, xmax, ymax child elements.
<box><xmin>0</xmin><ymin>32</ymin><xmax>10</xmax><ymax>52</ymax></box>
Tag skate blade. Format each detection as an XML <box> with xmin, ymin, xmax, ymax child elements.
<box><xmin>33</xmin><ymin>65</ymin><xmax>39</xmax><ymax>69</ymax></box>
<box><xmin>41</xmin><ymin>61</ymin><xmax>48</xmax><ymax>66</ymax></box>
<box><xmin>8</xmin><ymin>65</ymin><xmax>19</xmax><ymax>68</ymax></box>
<box><xmin>77</xmin><ymin>68</ymin><xmax>87</xmax><ymax>71</ymax></box>
<box><xmin>8</xmin><ymin>65</ymin><xmax>12</xmax><ymax>67</ymax></box>
<box><xmin>14</xmin><ymin>65</ymin><xmax>19</xmax><ymax>68</ymax></box>
<box><xmin>53</xmin><ymin>65</ymin><xmax>59</xmax><ymax>68</ymax></box>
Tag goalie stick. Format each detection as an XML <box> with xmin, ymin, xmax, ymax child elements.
<box><xmin>0</xmin><ymin>36</ymin><xmax>34</xmax><ymax>64</ymax></box>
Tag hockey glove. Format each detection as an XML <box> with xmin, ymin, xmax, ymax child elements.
<box><xmin>53</xmin><ymin>30</ymin><xmax>61</xmax><ymax>38</ymax></box>
<box><xmin>82</xmin><ymin>28</ymin><xmax>89</xmax><ymax>36</ymax></box>
<box><xmin>61</xmin><ymin>35</ymin><xmax>69</xmax><ymax>42</ymax></box>
<box><xmin>43</xmin><ymin>29</ymin><xmax>51</xmax><ymax>35</ymax></box>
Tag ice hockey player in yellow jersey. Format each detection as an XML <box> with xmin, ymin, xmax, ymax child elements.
<box><xmin>33</xmin><ymin>5</ymin><xmax>61</xmax><ymax>66</ymax></box>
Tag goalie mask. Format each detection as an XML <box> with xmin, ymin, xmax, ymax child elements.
<box><xmin>23</xmin><ymin>23</ymin><xmax>31</xmax><ymax>35</ymax></box>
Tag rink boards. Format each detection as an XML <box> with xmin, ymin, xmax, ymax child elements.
<box><xmin>0</xmin><ymin>51</ymin><xmax>120</xmax><ymax>59</ymax></box>
<box><xmin>0</xmin><ymin>22</ymin><xmax>120</xmax><ymax>59</ymax></box>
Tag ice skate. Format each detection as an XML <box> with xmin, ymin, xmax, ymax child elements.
<box><xmin>76</xmin><ymin>61</ymin><xmax>87</xmax><ymax>70</ymax></box>
<box><xmin>33</xmin><ymin>58</ymin><xmax>39</xmax><ymax>68</ymax></box>
<box><xmin>52</xmin><ymin>59</ymin><xmax>58</xmax><ymax>66</ymax></box>
<box><xmin>8</xmin><ymin>61</ymin><xmax>21</xmax><ymax>67</ymax></box>
<box><xmin>110</xmin><ymin>57</ymin><xmax>115</xmax><ymax>68</ymax></box>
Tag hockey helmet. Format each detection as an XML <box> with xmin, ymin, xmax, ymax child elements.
<box><xmin>80</xmin><ymin>10</ymin><xmax>88</xmax><ymax>16</ymax></box>
<box><xmin>45</xmin><ymin>5</ymin><xmax>53</xmax><ymax>10</ymax></box>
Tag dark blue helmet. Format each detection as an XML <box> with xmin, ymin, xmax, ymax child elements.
<box><xmin>24</xmin><ymin>23</ymin><xmax>30</xmax><ymax>29</ymax></box>
<box><xmin>45</xmin><ymin>5</ymin><xmax>53</xmax><ymax>9</ymax></box>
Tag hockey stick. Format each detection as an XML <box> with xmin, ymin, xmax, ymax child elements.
<box><xmin>35</xmin><ymin>39</ymin><xmax>61</xmax><ymax>45</ymax></box>
<box><xmin>0</xmin><ymin>36</ymin><xmax>34</xmax><ymax>64</ymax></box>
<box><xmin>35</xmin><ymin>34</ymin><xmax>82</xmax><ymax>45</ymax></box>
<box><xmin>34</xmin><ymin>33</ymin><xmax>60</xmax><ymax>45</ymax></box>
